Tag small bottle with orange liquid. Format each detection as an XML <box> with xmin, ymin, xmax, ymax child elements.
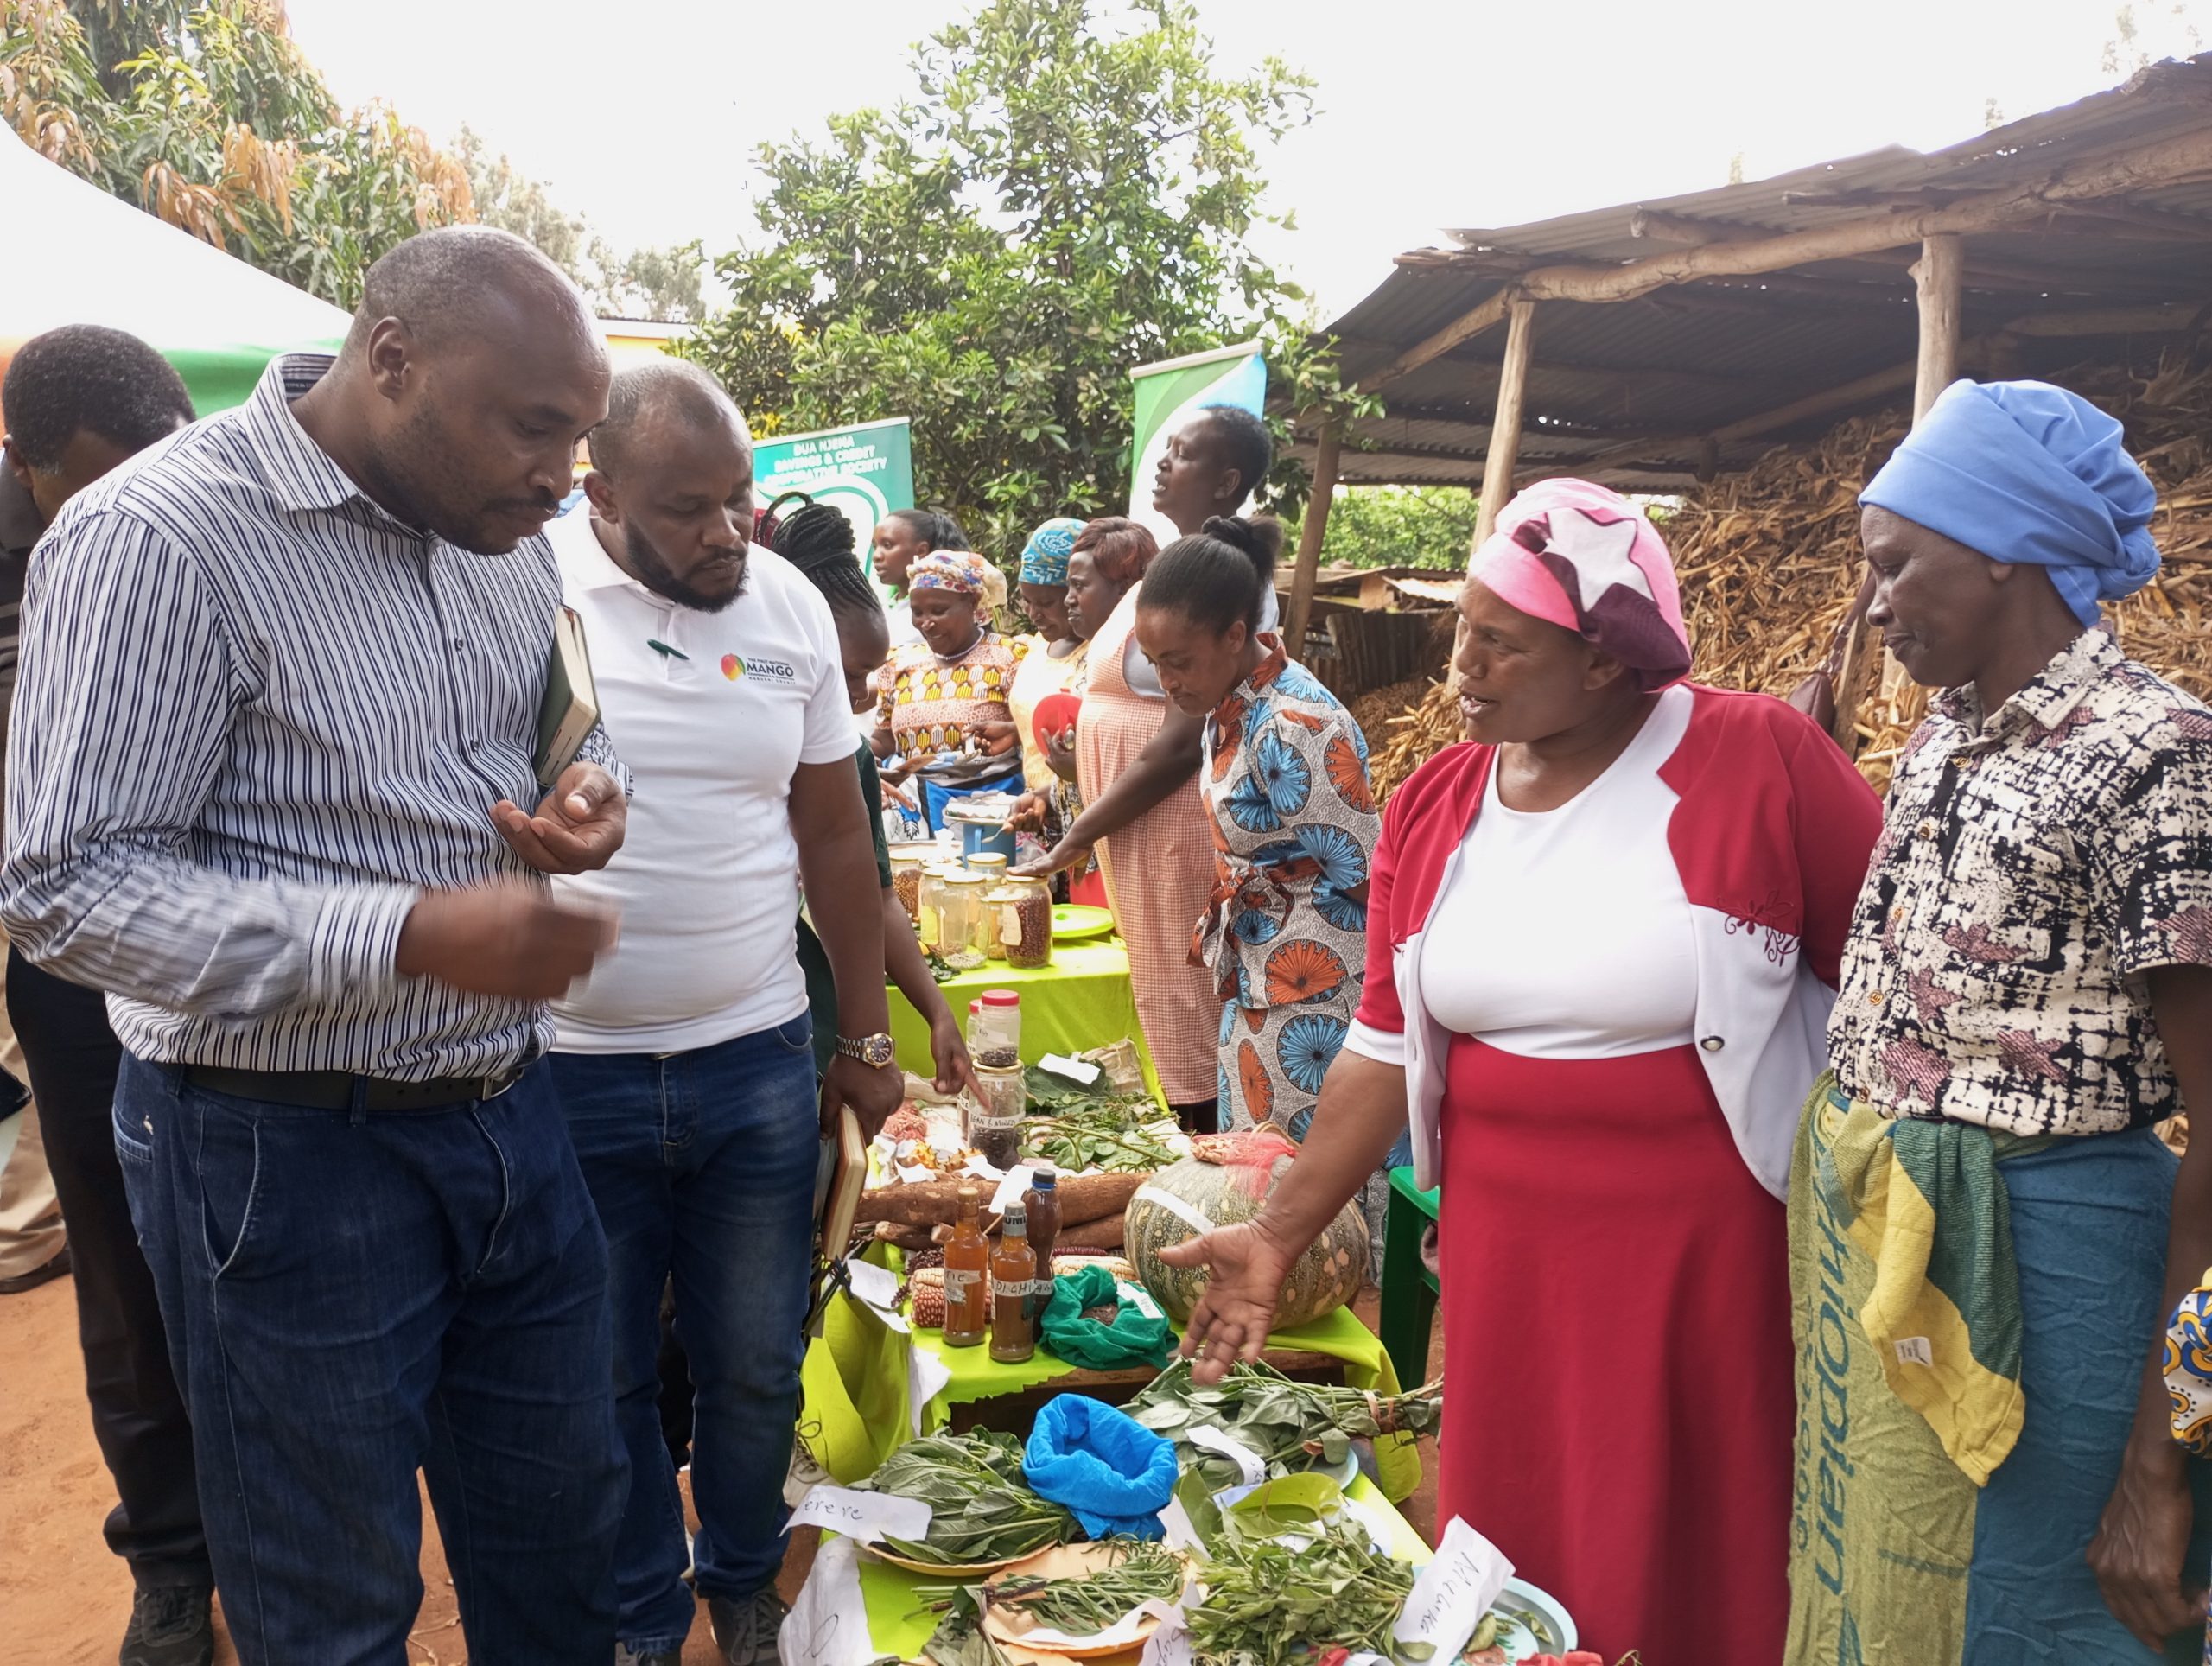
<box><xmin>942</xmin><ymin>1185</ymin><xmax>989</xmax><ymax>1348</ymax></box>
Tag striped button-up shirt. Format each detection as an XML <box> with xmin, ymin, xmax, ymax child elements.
<box><xmin>0</xmin><ymin>355</ymin><xmax>620</xmax><ymax>1080</ymax></box>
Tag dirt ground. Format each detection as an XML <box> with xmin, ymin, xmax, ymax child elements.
<box><xmin>1</xmin><ymin>1275</ymin><xmax>1437</xmax><ymax>1663</ymax></box>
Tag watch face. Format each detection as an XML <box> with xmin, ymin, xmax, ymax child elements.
<box><xmin>865</xmin><ymin>1034</ymin><xmax>897</xmax><ymax>1067</ymax></box>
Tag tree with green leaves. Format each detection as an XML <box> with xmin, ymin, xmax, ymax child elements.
<box><xmin>2</xmin><ymin>0</ymin><xmax>474</xmax><ymax>308</ymax></box>
<box><xmin>1287</xmin><ymin>486</ymin><xmax>1481</xmax><ymax>572</ymax></box>
<box><xmin>682</xmin><ymin>0</ymin><xmax>1365</xmax><ymax>559</ymax></box>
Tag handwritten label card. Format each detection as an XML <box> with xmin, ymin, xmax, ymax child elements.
<box><xmin>791</xmin><ymin>1484</ymin><xmax>932</xmax><ymax>1548</ymax></box>
<box><xmin>779</xmin><ymin>1535</ymin><xmax>878</xmax><ymax>1666</ymax></box>
<box><xmin>1137</xmin><ymin>1606</ymin><xmax>1192</xmax><ymax>1666</ymax></box>
<box><xmin>842</xmin><ymin>1257</ymin><xmax>909</xmax><ymax>1334</ymax></box>
<box><xmin>1391</xmin><ymin>1517</ymin><xmax>1513</xmax><ymax>1663</ymax></box>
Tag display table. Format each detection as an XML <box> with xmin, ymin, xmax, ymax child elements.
<box><xmin>800</xmin><ymin>1278</ymin><xmax>1421</xmax><ymax>1502</ymax></box>
<box><xmin>887</xmin><ymin>936</ymin><xmax>1164</xmax><ymax>1103</ymax></box>
<box><xmin>783</xmin><ymin>1474</ymin><xmax>1433</xmax><ymax>1666</ymax></box>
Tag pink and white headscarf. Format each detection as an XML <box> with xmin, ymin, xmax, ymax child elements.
<box><xmin>1468</xmin><ymin>478</ymin><xmax>1691</xmax><ymax>690</ymax></box>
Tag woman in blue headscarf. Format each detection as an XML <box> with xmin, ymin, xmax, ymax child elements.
<box><xmin>1789</xmin><ymin>378</ymin><xmax>2212</xmax><ymax>1664</ymax></box>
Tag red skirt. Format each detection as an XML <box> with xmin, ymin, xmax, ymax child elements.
<box><xmin>1439</xmin><ymin>1037</ymin><xmax>1791</xmax><ymax>1665</ymax></box>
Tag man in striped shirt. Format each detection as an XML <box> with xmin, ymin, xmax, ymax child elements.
<box><xmin>3</xmin><ymin>323</ymin><xmax>210</xmax><ymax>1666</ymax></box>
<box><xmin>3</xmin><ymin>228</ymin><xmax>632</xmax><ymax>1665</ymax></box>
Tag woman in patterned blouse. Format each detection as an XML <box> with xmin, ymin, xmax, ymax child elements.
<box><xmin>1132</xmin><ymin>517</ymin><xmax>1408</xmax><ymax>1246</ymax></box>
<box><xmin>870</xmin><ymin>550</ymin><xmax>1027</xmax><ymax>833</ymax></box>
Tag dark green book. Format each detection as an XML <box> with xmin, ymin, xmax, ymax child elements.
<box><xmin>534</xmin><ymin>604</ymin><xmax>601</xmax><ymax>789</ymax></box>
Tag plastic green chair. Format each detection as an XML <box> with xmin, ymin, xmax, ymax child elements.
<box><xmin>1378</xmin><ymin>1166</ymin><xmax>1440</xmax><ymax>1387</ymax></box>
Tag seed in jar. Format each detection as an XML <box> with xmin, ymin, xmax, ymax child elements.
<box><xmin>977</xmin><ymin>1046</ymin><xmax>1021</xmax><ymax>1070</ymax></box>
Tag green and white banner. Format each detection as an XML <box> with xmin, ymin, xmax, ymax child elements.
<box><xmin>753</xmin><ymin>417</ymin><xmax>917</xmax><ymax>579</ymax></box>
<box><xmin>1128</xmin><ymin>341</ymin><xmax>1268</xmax><ymax>546</ymax></box>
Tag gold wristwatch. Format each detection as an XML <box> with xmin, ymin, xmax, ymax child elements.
<box><xmin>836</xmin><ymin>1033</ymin><xmax>897</xmax><ymax>1069</ymax></box>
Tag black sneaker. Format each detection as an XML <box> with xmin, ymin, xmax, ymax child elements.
<box><xmin>706</xmin><ymin>1590</ymin><xmax>788</xmax><ymax>1666</ymax></box>
<box><xmin>613</xmin><ymin>1647</ymin><xmax>682</xmax><ymax>1666</ymax></box>
<box><xmin>120</xmin><ymin>1584</ymin><xmax>213</xmax><ymax>1666</ymax></box>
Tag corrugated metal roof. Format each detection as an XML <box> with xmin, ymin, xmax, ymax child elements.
<box><xmin>1296</xmin><ymin>54</ymin><xmax>2212</xmax><ymax>490</ymax></box>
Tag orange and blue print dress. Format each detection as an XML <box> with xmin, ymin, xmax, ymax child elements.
<box><xmin>1192</xmin><ymin>641</ymin><xmax>1389</xmax><ymax>1147</ymax></box>
<box><xmin>2168</xmin><ymin>1271</ymin><xmax>2212</xmax><ymax>1664</ymax></box>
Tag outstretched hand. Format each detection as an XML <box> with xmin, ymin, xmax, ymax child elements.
<box><xmin>1011</xmin><ymin>838</ymin><xmax>1089</xmax><ymax>881</ymax></box>
<box><xmin>493</xmin><ymin>762</ymin><xmax>626</xmax><ymax>875</ymax></box>
<box><xmin>1157</xmin><ymin>1219</ymin><xmax>1300</xmax><ymax>1384</ymax></box>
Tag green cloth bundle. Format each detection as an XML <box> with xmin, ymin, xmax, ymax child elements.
<box><xmin>1039</xmin><ymin>1265</ymin><xmax>1173</xmax><ymax>1370</ymax></box>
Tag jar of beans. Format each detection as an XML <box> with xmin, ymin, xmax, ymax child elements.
<box><xmin>986</xmin><ymin>876</ymin><xmax>1053</xmax><ymax>970</ymax></box>
<box><xmin>889</xmin><ymin>844</ymin><xmax>936</xmax><ymax>929</ymax></box>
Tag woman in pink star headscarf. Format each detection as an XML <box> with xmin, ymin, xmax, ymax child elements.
<box><xmin>1162</xmin><ymin>480</ymin><xmax>1883</xmax><ymax>1663</ymax></box>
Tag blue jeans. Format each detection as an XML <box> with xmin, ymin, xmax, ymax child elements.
<box><xmin>112</xmin><ymin>1053</ymin><xmax>624</xmax><ymax>1666</ymax></box>
<box><xmin>551</xmin><ymin>1015</ymin><xmax>819</xmax><ymax>1653</ymax></box>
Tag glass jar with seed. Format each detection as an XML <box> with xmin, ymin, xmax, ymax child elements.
<box><xmin>987</xmin><ymin>877</ymin><xmax>1053</xmax><ymax>970</ymax></box>
<box><xmin>889</xmin><ymin>844</ymin><xmax>936</xmax><ymax>928</ymax></box>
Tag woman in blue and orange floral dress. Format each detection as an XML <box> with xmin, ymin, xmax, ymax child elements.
<box><xmin>1134</xmin><ymin>516</ymin><xmax>1408</xmax><ymax>1257</ymax></box>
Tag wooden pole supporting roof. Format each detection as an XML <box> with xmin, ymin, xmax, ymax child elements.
<box><xmin>1284</xmin><ymin>418</ymin><xmax>1339</xmax><ymax>660</ymax></box>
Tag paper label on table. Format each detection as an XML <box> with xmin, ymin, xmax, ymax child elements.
<box><xmin>791</xmin><ymin>1484</ymin><xmax>933</xmax><ymax>1548</ymax></box>
<box><xmin>1156</xmin><ymin>1496</ymin><xmax>1209</xmax><ymax>1559</ymax></box>
<box><xmin>989</xmin><ymin>1165</ymin><xmax>1036</xmax><ymax>1214</ymax></box>
<box><xmin>1392</xmin><ymin>1516</ymin><xmax>1514</xmax><ymax>1662</ymax></box>
<box><xmin>845</xmin><ymin>1257</ymin><xmax>900</xmax><ymax>1313</ymax></box>
<box><xmin>906</xmin><ymin>1340</ymin><xmax>954</xmax><ymax>1437</ymax></box>
<box><xmin>1039</xmin><ymin>1052</ymin><xmax>1103</xmax><ymax>1084</ymax></box>
<box><xmin>1134</xmin><ymin>1183</ymin><xmax>1216</xmax><ymax>1236</ymax></box>
<box><xmin>960</xmin><ymin>1155</ymin><xmax>1007</xmax><ymax>1182</ymax></box>
<box><xmin>1116</xmin><ymin>1279</ymin><xmax>1165</xmax><ymax>1320</ymax></box>
<box><xmin>1187</xmin><ymin>1423</ymin><xmax>1265</xmax><ymax>1487</ymax></box>
<box><xmin>1137</xmin><ymin>1606</ymin><xmax>1192</xmax><ymax>1666</ymax></box>
<box><xmin>894</xmin><ymin>1161</ymin><xmax>936</xmax><ymax>1185</ymax></box>
<box><xmin>779</xmin><ymin>1533</ymin><xmax>877</xmax><ymax>1666</ymax></box>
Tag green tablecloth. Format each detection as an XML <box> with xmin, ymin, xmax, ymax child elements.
<box><xmin>887</xmin><ymin>936</ymin><xmax>1163</xmax><ymax>1103</ymax></box>
<box><xmin>800</xmin><ymin>1284</ymin><xmax>1422</xmax><ymax>1503</ymax></box>
<box><xmin>816</xmin><ymin>1473</ymin><xmax>1430</xmax><ymax>1664</ymax></box>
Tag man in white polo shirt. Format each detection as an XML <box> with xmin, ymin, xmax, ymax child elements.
<box><xmin>544</xmin><ymin>360</ymin><xmax>901</xmax><ymax>1666</ymax></box>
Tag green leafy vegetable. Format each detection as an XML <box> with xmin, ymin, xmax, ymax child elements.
<box><xmin>859</xmin><ymin>1430</ymin><xmax>1074</xmax><ymax>1567</ymax></box>
<box><xmin>1185</xmin><ymin>1521</ymin><xmax>1416</xmax><ymax>1666</ymax></box>
<box><xmin>1128</xmin><ymin>1359</ymin><xmax>1445</xmax><ymax>1492</ymax></box>
<box><xmin>1020</xmin><ymin>1100</ymin><xmax>1182</xmax><ymax>1173</ymax></box>
<box><xmin>988</xmin><ymin>1539</ymin><xmax>1185</xmax><ymax>1634</ymax></box>
<box><xmin>913</xmin><ymin>1583</ymin><xmax>1013</xmax><ymax>1666</ymax></box>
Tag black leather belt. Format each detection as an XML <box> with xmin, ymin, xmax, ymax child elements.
<box><xmin>181</xmin><ymin>1065</ymin><xmax>526</xmax><ymax>1111</ymax></box>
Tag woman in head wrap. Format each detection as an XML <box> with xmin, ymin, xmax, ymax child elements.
<box><xmin>1802</xmin><ymin>379</ymin><xmax>2212</xmax><ymax>1662</ymax></box>
<box><xmin>869</xmin><ymin>549</ymin><xmax>1026</xmax><ymax>834</ymax></box>
<box><xmin>1007</xmin><ymin>518</ymin><xmax>1086</xmax><ymax>796</ymax></box>
<box><xmin>1160</xmin><ymin>480</ymin><xmax>1883</xmax><ymax>1664</ymax></box>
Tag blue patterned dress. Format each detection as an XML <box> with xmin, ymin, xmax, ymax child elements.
<box><xmin>1193</xmin><ymin>644</ymin><xmax>1407</xmax><ymax>1264</ymax></box>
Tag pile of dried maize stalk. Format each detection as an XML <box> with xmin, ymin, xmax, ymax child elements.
<box><xmin>1362</xmin><ymin>353</ymin><xmax>2212</xmax><ymax>802</ymax></box>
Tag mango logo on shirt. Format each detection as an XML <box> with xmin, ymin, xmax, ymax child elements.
<box><xmin>721</xmin><ymin>653</ymin><xmax>797</xmax><ymax>682</ymax></box>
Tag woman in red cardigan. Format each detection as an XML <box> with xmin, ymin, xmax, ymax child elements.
<box><xmin>1161</xmin><ymin>480</ymin><xmax>1883</xmax><ymax>1663</ymax></box>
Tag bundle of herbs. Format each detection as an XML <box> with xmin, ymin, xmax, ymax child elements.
<box><xmin>1184</xmin><ymin>1521</ymin><xmax>1415</xmax><ymax>1666</ymax></box>
<box><xmin>984</xmin><ymin>1540</ymin><xmax>1185</xmax><ymax>1634</ymax></box>
<box><xmin>1022</xmin><ymin>1065</ymin><xmax>1150</xmax><ymax>1116</ymax></box>
<box><xmin>916</xmin><ymin>1585</ymin><xmax>1012</xmax><ymax>1666</ymax></box>
<box><xmin>1020</xmin><ymin>1100</ymin><xmax>1182</xmax><ymax>1174</ymax></box>
<box><xmin>857</xmin><ymin>1430</ymin><xmax>1074</xmax><ymax>1567</ymax></box>
<box><xmin>1128</xmin><ymin>1360</ymin><xmax>1445</xmax><ymax>1491</ymax></box>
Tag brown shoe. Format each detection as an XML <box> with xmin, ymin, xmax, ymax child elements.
<box><xmin>0</xmin><ymin>1243</ymin><xmax>70</xmax><ymax>1294</ymax></box>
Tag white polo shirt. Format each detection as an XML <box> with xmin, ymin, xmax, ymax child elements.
<box><xmin>548</xmin><ymin>507</ymin><xmax>855</xmax><ymax>1053</ymax></box>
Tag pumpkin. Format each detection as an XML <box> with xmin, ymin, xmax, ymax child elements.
<box><xmin>1126</xmin><ymin>1142</ymin><xmax>1369</xmax><ymax>1329</ymax></box>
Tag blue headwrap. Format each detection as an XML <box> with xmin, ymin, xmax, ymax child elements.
<box><xmin>1019</xmin><ymin>518</ymin><xmax>1084</xmax><ymax>587</ymax></box>
<box><xmin>1859</xmin><ymin>378</ymin><xmax>2161</xmax><ymax>628</ymax></box>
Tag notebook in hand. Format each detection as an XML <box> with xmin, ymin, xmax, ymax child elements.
<box><xmin>534</xmin><ymin>605</ymin><xmax>600</xmax><ymax>789</ymax></box>
<box><xmin>815</xmin><ymin>1104</ymin><xmax>868</xmax><ymax>1266</ymax></box>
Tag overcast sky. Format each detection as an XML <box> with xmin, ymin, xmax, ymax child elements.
<box><xmin>286</xmin><ymin>0</ymin><xmax>2201</xmax><ymax>322</ymax></box>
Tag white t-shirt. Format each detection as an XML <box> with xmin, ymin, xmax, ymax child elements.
<box><xmin>1417</xmin><ymin>684</ymin><xmax>1698</xmax><ymax>1058</ymax></box>
<box><xmin>548</xmin><ymin>509</ymin><xmax>855</xmax><ymax>1052</ymax></box>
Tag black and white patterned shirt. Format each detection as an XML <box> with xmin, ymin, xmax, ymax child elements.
<box><xmin>1830</xmin><ymin>631</ymin><xmax>2212</xmax><ymax>1135</ymax></box>
<box><xmin>0</xmin><ymin>355</ymin><xmax>620</xmax><ymax>1081</ymax></box>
